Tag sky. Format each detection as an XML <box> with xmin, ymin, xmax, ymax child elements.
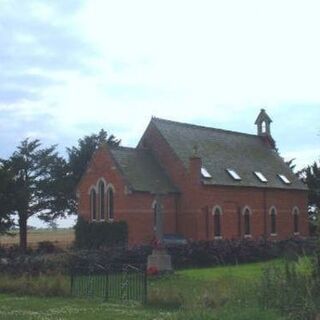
<box><xmin>0</xmin><ymin>0</ymin><xmax>319</xmax><ymax>228</ymax></box>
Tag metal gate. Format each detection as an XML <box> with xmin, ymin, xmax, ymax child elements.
<box><xmin>70</xmin><ymin>264</ymin><xmax>147</xmax><ymax>303</ymax></box>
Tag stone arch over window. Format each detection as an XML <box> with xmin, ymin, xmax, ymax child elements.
<box><xmin>212</xmin><ymin>206</ymin><xmax>223</xmax><ymax>238</ymax></box>
<box><xmin>292</xmin><ymin>206</ymin><xmax>300</xmax><ymax>234</ymax></box>
<box><xmin>269</xmin><ymin>206</ymin><xmax>277</xmax><ymax>236</ymax></box>
<box><xmin>89</xmin><ymin>188</ymin><xmax>97</xmax><ymax>221</ymax></box>
<box><xmin>242</xmin><ymin>206</ymin><xmax>252</xmax><ymax>237</ymax></box>
<box><xmin>98</xmin><ymin>180</ymin><xmax>106</xmax><ymax>221</ymax></box>
<box><xmin>106</xmin><ymin>184</ymin><xmax>115</xmax><ymax>220</ymax></box>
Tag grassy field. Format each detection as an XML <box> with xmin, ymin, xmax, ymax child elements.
<box><xmin>0</xmin><ymin>229</ymin><xmax>75</xmax><ymax>249</ymax></box>
<box><xmin>0</xmin><ymin>260</ymin><xmax>285</xmax><ymax>320</ymax></box>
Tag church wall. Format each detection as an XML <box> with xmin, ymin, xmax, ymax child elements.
<box><xmin>77</xmin><ymin>146</ymin><xmax>177</xmax><ymax>246</ymax></box>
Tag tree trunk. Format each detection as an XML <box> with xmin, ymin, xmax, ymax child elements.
<box><xmin>19</xmin><ymin>214</ymin><xmax>27</xmax><ymax>252</ymax></box>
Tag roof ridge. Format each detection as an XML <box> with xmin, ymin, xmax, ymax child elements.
<box><xmin>151</xmin><ymin>117</ymin><xmax>258</xmax><ymax>138</ymax></box>
<box><xmin>110</xmin><ymin>145</ymin><xmax>135</xmax><ymax>151</ymax></box>
<box><xmin>110</xmin><ymin>145</ymin><xmax>152</xmax><ymax>154</ymax></box>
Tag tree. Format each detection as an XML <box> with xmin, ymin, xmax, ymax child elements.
<box><xmin>0</xmin><ymin>166</ymin><xmax>14</xmax><ymax>234</ymax></box>
<box><xmin>304</xmin><ymin>161</ymin><xmax>320</xmax><ymax>212</ymax></box>
<box><xmin>301</xmin><ymin>160</ymin><xmax>320</xmax><ymax>235</ymax></box>
<box><xmin>0</xmin><ymin>139</ymin><xmax>70</xmax><ymax>251</ymax></box>
<box><xmin>286</xmin><ymin>158</ymin><xmax>297</xmax><ymax>172</ymax></box>
<box><xmin>66</xmin><ymin>129</ymin><xmax>120</xmax><ymax>212</ymax></box>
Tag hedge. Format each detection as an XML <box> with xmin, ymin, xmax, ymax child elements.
<box><xmin>0</xmin><ymin>238</ymin><xmax>317</xmax><ymax>276</ymax></box>
<box><xmin>74</xmin><ymin>216</ymin><xmax>128</xmax><ymax>249</ymax></box>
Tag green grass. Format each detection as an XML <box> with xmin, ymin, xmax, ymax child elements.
<box><xmin>0</xmin><ymin>259</ymin><xmax>285</xmax><ymax>319</ymax></box>
<box><xmin>177</xmin><ymin>259</ymin><xmax>284</xmax><ymax>280</ymax></box>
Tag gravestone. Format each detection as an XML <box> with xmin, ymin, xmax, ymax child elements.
<box><xmin>147</xmin><ymin>187</ymin><xmax>172</xmax><ymax>273</ymax></box>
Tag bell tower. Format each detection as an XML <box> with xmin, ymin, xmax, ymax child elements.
<box><xmin>254</xmin><ymin>108</ymin><xmax>276</xmax><ymax>149</ymax></box>
<box><xmin>255</xmin><ymin>108</ymin><xmax>272</xmax><ymax>136</ymax></box>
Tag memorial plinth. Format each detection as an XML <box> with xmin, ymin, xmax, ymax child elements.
<box><xmin>147</xmin><ymin>248</ymin><xmax>172</xmax><ymax>272</ymax></box>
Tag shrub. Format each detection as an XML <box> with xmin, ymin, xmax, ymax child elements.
<box><xmin>74</xmin><ymin>216</ymin><xmax>128</xmax><ymax>249</ymax></box>
<box><xmin>258</xmin><ymin>255</ymin><xmax>320</xmax><ymax>320</ymax></box>
<box><xmin>36</xmin><ymin>241</ymin><xmax>59</xmax><ymax>254</ymax></box>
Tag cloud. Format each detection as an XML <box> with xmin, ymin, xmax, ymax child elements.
<box><xmin>1</xmin><ymin>0</ymin><xmax>320</xmax><ymax>228</ymax></box>
<box><xmin>0</xmin><ymin>0</ymin><xmax>94</xmax><ymax>104</ymax></box>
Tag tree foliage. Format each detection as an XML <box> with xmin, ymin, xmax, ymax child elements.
<box><xmin>303</xmin><ymin>160</ymin><xmax>320</xmax><ymax>212</ymax></box>
<box><xmin>286</xmin><ymin>158</ymin><xmax>297</xmax><ymax>173</ymax></box>
<box><xmin>67</xmin><ymin>129</ymin><xmax>120</xmax><ymax>186</ymax></box>
<box><xmin>301</xmin><ymin>160</ymin><xmax>320</xmax><ymax>235</ymax></box>
<box><xmin>0</xmin><ymin>139</ymin><xmax>70</xmax><ymax>250</ymax></box>
<box><xmin>0</xmin><ymin>166</ymin><xmax>14</xmax><ymax>234</ymax></box>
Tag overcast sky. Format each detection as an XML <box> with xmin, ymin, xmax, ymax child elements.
<box><xmin>1</xmin><ymin>0</ymin><xmax>319</xmax><ymax>227</ymax></box>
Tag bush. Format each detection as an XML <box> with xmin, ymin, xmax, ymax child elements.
<box><xmin>36</xmin><ymin>241</ymin><xmax>59</xmax><ymax>254</ymax></box>
<box><xmin>167</xmin><ymin>238</ymin><xmax>317</xmax><ymax>269</ymax></box>
<box><xmin>74</xmin><ymin>216</ymin><xmax>128</xmax><ymax>249</ymax></box>
<box><xmin>0</xmin><ymin>253</ymin><xmax>70</xmax><ymax>276</ymax></box>
<box><xmin>258</xmin><ymin>255</ymin><xmax>320</xmax><ymax>320</ymax></box>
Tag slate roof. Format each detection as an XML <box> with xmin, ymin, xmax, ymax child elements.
<box><xmin>151</xmin><ymin>117</ymin><xmax>307</xmax><ymax>190</ymax></box>
<box><xmin>110</xmin><ymin>146</ymin><xmax>178</xmax><ymax>193</ymax></box>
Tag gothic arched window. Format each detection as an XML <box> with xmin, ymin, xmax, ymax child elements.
<box><xmin>90</xmin><ymin>189</ymin><xmax>97</xmax><ymax>221</ymax></box>
<box><xmin>292</xmin><ymin>207</ymin><xmax>300</xmax><ymax>234</ymax></box>
<box><xmin>243</xmin><ymin>207</ymin><xmax>251</xmax><ymax>236</ymax></box>
<box><xmin>107</xmin><ymin>187</ymin><xmax>114</xmax><ymax>220</ymax></box>
<box><xmin>270</xmin><ymin>207</ymin><xmax>277</xmax><ymax>235</ymax></box>
<box><xmin>213</xmin><ymin>206</ymin><xmax>222</xmax><ymax>238</ymax></box>
<box><xmin>99</xmin><ymin>181</ymin><xmax>105</xmax><ymax>220</ymax></box>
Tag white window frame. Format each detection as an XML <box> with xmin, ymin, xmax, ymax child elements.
<box><xmin>226</xmin><ymin>168</ymin><xmax>242</xmax><ymax>181</ymax></box>
<box><xmin>278</xmin><ymin>174</ymin><xmax>291</xmax><ymax>184</ymax></box>
<box><xmin>254</xmin><ymin>171</ymin><xmax>268</xmax><ymax>183</ymax></box>
<box><xmin>201</xmin><ymin>167</ymin><xmax>212</xmax><ymax>179</ymax></box>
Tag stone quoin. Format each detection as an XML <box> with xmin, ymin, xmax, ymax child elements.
<box><xmin>77</xmin><ymin>109</ymin><xmax>309</xmax><ymax>245</ymax></box>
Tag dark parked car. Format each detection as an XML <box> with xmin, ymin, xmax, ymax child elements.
<box><xmin>162</xmin><ymin>234</ymin><xmax>188</xmax><ymax>246</ymax></box>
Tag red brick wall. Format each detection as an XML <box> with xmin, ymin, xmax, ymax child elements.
<box><xmin>196</xmin><ymin>185</ymin><xmax>309</xmax><ymax>241</ymax></box>
<box><xmin>77</xmin><ymin>146</ymin><xmax>177</xmax><ymax>246</ymax></box>
<box><xmin>140</xmin><ymin>123</ymin><xmax>309</xmax><ymax>241</ymax></box>
<box><xmin>78</xmin><ymin>125</ymin><xmax>309</xmax><ymax>246</ymax></box>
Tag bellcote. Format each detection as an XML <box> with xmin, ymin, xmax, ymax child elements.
<box><xmin>255</xmin><ymin>108</ymin><xmax>272</xmax><ymax>137</ymax></box>
<box><xmin>255</xmin><ymin>108</ymin><xmax>276</xmax><ymax>149</ymax></box>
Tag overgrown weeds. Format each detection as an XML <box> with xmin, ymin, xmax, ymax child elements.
<box><xmin>0</xmin><ymin>274</ymin><xmax>70</xmax><ymax>297</ymax></box>
<box><xmin>258</xmin><ymin>255</ymin><xmax>320</xmax><ymax>320</ymax></box>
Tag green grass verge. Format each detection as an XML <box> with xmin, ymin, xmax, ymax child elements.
<box><xmin>0</xmin><ymin>259</ymin><xmax>285</xmax><ymax>319</ymax></box>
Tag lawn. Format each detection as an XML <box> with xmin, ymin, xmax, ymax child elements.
<box><xmin>0</xmin><ymin>259</ymin><xmax>285</xmax><ymax>320</ymax></box>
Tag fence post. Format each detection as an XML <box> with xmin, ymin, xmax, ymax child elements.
<box><xmin>70</xmin><ymin>272</ymin><xmax>74</xmax><ymax>296</ymax></box>
<box><xmin>143</xmin><ymin>267</ymin><xmax>147</xmax><ymax>304</ymax></box>
<box><xmin>105</xmin><ymin>271</ymin><xmax>109</xmax><ymax>302</ymax></box>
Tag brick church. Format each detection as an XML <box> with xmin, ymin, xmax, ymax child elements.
<box><xmin>77</xmin><ymin>109</ymin><xmax>309</xmax><ymax>245</ymax></box>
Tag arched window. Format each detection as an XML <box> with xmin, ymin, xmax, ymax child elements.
<box><xmin>243</xmin><ymin>207</ymin><xmax>251</xmax><ymax>236</ymax></box>
<box><xmin>90</xmin><ymin>189</ymin><xmax>97</xmax><ymax>221</ymax></box>
<box><xmin>213</xmin><ymin>206</ymin><xmax>222</xmax><ymax>238</ymax></box>
<box><xmin>99</xmin><ymin>181</ymin><xmax>105</xmax><ymax>220</ymax></box>
<box><xmin>107</xmin><ymin>187</ymin><xmax>114</xmax><ymax>220</ymax></box>
<box><xmin>270</xmin><ymin>207</ymin><xmax>277</xmax><ymax>235</ymax></box>
<box><xmin>292</xmin><ymin>207</ymin><xmax>299</xmax><ymax>234</ymax></box>
<box><xmin>261</xmin><ymin>121</ymin><xmax>266</xmax><ymax>133</ymax></box>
